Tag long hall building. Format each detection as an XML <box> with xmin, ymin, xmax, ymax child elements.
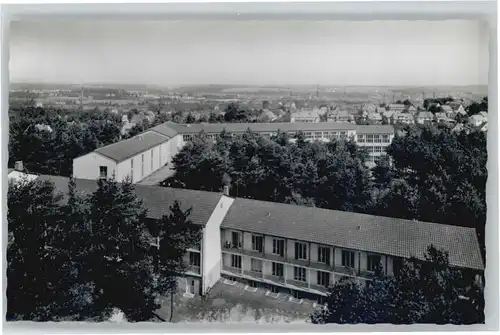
<box><xmin>9</xmin><ymin>170</ymin><xmax>484</xmax><ymax>302</ymax></box>
<box><xmin>72</xmin><ymin>122</ymin><xmax>395</xmax><ymax>183</ymax></box>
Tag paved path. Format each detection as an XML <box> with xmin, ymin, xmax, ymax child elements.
<box><xmin>138</xmin><ymin>165</ymin><xmax>176</xmax><ymax>186</ymax></box>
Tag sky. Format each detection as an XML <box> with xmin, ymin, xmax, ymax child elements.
<box><xmin>9</xmin><ymin>20</ymin><xmax>489</xmax><ymax>87</ymax></box>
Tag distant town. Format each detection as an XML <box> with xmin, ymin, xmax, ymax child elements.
<box><xmin>9</xmin><ymin>83</ymin><xmax>489</xmax><ymax>137</ymax></box>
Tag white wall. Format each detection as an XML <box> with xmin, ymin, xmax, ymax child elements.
<box><xmin>73</xmin><ymin>152</ymin><xmax>117</xmax><ymax>180</ymax></box>
<box><xmin>202</xmin><ymin>195</ymin><xmax>234</xmax><ymax>294</ymax></box>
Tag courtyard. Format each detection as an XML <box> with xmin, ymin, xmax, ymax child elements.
<box><xmin>155</xmin><ymin>279</ymin><xmax>320</xmax><ymax>323</ymax></box>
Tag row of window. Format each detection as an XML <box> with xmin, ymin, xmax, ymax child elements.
<box><xmin>228</xmin><ymin>232</ymin><xmax>383</xmax><ymax>271</ymax></box>
<box><xmin>357</xmin><ymin>134</ymin><xmax>391</xmax><ymax>143</ymax></box>
<box><xmin>363</xmin><ymin>146</ymin><xmax>387</xmax><ymax>153</ymax></box>
<box><xmin>229</xmin><ymin>255</ymin><xmax>341</xmax><ymax>287</ymax></box>
<box><xmin>182</xmin><ymin>131</ymin><xmax>357</xmax><ymax>142</ymax></box>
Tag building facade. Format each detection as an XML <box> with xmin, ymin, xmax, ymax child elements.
<box><xmin>73</xmin><ymin>122</ymin><xmax>396</xmax><ymax>182</ymax></box>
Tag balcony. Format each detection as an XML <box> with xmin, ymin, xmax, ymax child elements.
<box><xmin>263</xmin><ymin>274</ymin><xmax>285</xmax><ymax>284</ymax></box>
<box><xmin>222</xmin><ymin>264</ymin><xmax>242</xmax><ymax>275</ymax></box>
<box><xmin>186</xmin><ymin>265</ymin><xmax>201</xmax><ymax>275</ymax></box>
<box><xmin>310</xmin><ymin>283</ymin><xmax>331</xmax><ymax>293</ymax></box>
<box><xmin>287</xmin><ymin>279</ymin><xmax>309</xmax><ymax>289</ymax></box>
<box><xmin>221</xmin><ymin>241</ymin><xmax>243</xmax><ymax>254</ymax></box>
<box><xmin>243</xmin><ymin>269</ymin><xmax>263</xmax><ymax>279</ymax></box>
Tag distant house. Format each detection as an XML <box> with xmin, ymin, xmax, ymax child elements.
<box><xmin>367</xmin><ymin>112</ymin><xmax>383</xmax><ymax>124</ymax></box>
<box><xmin>391</xmin><ymin>112</ymin><xmax>415</xmax><ymax>125</ymax></box>
<box><xmin>434</xmin><ymin>112</ymin><xmax>448</xmax><ymax>123</ymax></box>
<box><xmin>441</xmin><ymin>105</ymin><xmax>453</xmax><ymax>114</ymax></box>
<box><xmin>469</xmin><ymin>114</ymin><xmax>487</xmax><ymax>127</ymax></box>
<box><xmin>415</xmin><ymin>111</ymin><xmax>434</xmax><ymax>125</ymax></box>
<box><xmin>290</xmin><ymin>109</ymin><xmax>321</xmax><ymax>123</ymax></box>
<box><xmin>406</xmin><ymin>105</ymin><xmax>417</xmax><ymax>114</ymax></box>
<box><xmin>259</xmin><ymin>109</ymin><xmax>278</xmax><ymax>122</ymax></box>
<box><xmin>388</xmin><ymin>104</ymin><xmax>406</xmax><ymax>113</ymax></box>
<box><xmin>362</xmin><ymin>104</ymin><xmax>378</xmax><ymax>114</ymax></box>
<box><xmin>327</xmin><ymin>110</ymin><xmax>354</xmax><ymax>123</ymax></box>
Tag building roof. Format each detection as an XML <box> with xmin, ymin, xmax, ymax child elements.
<box><xmin>36</xmin><ymin>175</ymin><xmax>222</xmax><ymax>226</ymax></box>
<box><xmin>417</xmin><ymin>111</ymin><xmax>434</xmax><ymax>118</ymax></box>
<box><xmin>441</xmin><ymin>105</ymin><xmax>453</xmax><ymax>112</ymax></box>
<box><xmin>221</xmin><ymin>198</ymin><xmax>484</xmax><ymax>271</ymax></box>
<box><xmin>157</xmin><ymin>121</ymin><xmax>361</xmax><ymax>134</ymax></box>
<box><xmin>388</xmin><ymin>104</ymin><xmax>406</xmax><ymax>110</ymax></box>
<box><xmin>94</xmin><ymin>131</ymin><xmax>170</xmax><ymax>163</ymax></box>
<box><xmin>356</xmin><ymin>125</ymin><xmax>394</xmax><ymax>134</ymax></box>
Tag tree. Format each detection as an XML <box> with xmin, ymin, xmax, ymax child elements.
<box><xmin>311</xmin><ymin>246</ymin><xmax>484</xmax><ymax>324</ymax></box>
<box><xmin>153</xmin><ymin>201</ymin><xmax>202</xmax><ymax>321</ymax></box>
<box><xmin>374</xmin><ymin>125</ymin><xmax>487</xmax><ymax>253</ymax></box>
<box><xmin>7</xmin><ymin>178</ymin><xmax>74</xmax><ymax>320</ymax></box>
<box><xmin>85</xmin><ymin>177</ymin><xmax>157</xmax><ymax>321</ymax></box>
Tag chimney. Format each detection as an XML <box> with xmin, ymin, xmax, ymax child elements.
<box><xmin>14</xmin><ymin>161</ymin><xmax>24</xmax><ymax>172</ymax></box>
<box><xmin>223</xmin><ymin>185</ymin><xmax>229</xmax><ymax>196</ymax></box>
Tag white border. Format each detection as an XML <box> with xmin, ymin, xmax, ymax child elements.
<box><xmin>0</xmin><ymin>1</ymin><xmax>498</xmax><ymax>334</ymax></box>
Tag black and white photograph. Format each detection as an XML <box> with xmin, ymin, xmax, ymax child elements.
<box><xmin>5</xmin><ymin>16</ymin><xmax>490</xmax><ymax>325</ymax></box>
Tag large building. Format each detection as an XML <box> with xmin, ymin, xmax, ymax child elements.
<box><xmin>72</xmin><ymin>122</ymin><xmax>396</xmax><ymax>183</ymax></box>
<box><xmin>9</xmin><ymin>171</ymin><xmax>485</xmax><ymax>302</ymax></box>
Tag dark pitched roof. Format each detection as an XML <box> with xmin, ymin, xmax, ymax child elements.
<box><xmin>220</xmin><ymin>198</ymin><xmax>484</xmax><ymax>271</ymax></box>
<box><xmin>37</xmin><ymin>175</ymin><xmax>222</xmax><ymax>226</ymax></box>
<box><xmin>94</xmin><ymin>131</ymin><xmax>169</xmax><ymax>163</ymax></box>
<box><xmin>150</xmin><ymin>122</ymin><xmax>182</xmax><ymax>138</ymax></box>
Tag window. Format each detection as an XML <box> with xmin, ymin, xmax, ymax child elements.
<box><xmin>340</xmin><ymin>131</ymin><xmax>347</xmax><ymax>138</ymax></box>
<box><xmin>374</xmin><ymin>146</ymin><xmax>383</xmax><ymax>153</ymax></box>
<box><xmin>295</xmin><ymin>242</ymin><xmax>308</xmax><ymax>260</ymax></box>
<box><xmin>305</xmin><ymin>132</ymin><xmax>312</xmax><ymax>139</ymax></box>
<box><xmin>317</xmin><ymin>271</ymin><xmax>330</xmax><ymax>287</ymax></box>
<box><xmin>322</xmin><ymin>132</ymin><xmax>329</xmax><ymax>138</ymax></box>
<box><xmin>189</xmin><ymin>252</ymin><xmax>200</xmax><ymax>267</ymax></box>
<box><xmin>366</xmin><ymin>134</ymin><xmax>374</xmax><ymax>143</ymax></box>
<box><xmin>382</xmin><ymin>134</ymin><xmax>390</xmax><ymax>143</ymax></box>
<box><xmin>272</xmin><ymin>239</ymin><xmax>285</xmax><ymax>257</ymax></box>
<box><xmin>231</xmin><ymin>231</ymin><xmax>241</xmax><ymax>249</ymax></box>
<box><xmin>357</xmin><ymin>135</ymin><xmax>365</xmax><ymax>143</ymax></box>
<box><xmin>151</xmin><ymin>150</ymin><xmax>154</xmax><ymax>171</ymax></box>
<box><xmin>342</xmin><ymin>250</ymin><xmax>355</xmax><ymax>268</ymax></box>
<box><xmin>252</xmin><ymin>235</ymin><xmax>263</xmax><ymax>253</ymax></box>
<box><xmin>318</xmin><ymin>246</ymin><xmax>331</xmax><ymax>265</ymax></box>
<box><xmin>99</xmin><ymin>166</ymin><xmax>108</xmax><ymax>178</ymax></box>
<box><xmin>331</xmin><ymin>132</ymin><xmax>338</xmax><ymax>139</ymax></box>
<box><xmin>288</xmin><ymin>132</ymin><xmax>295</xmax><ymax>137</ymax></box>
<box><xmin>367</xmin><ymin>254</ymin><xmax>382</xmax><ymax>272</ymax></box>
<box><xmin>294</xmin><ymin>266</ymin><xmax>307</xmax><ymax>282</ymax></box>
<box><xmin>231</xmin><ymin>255</ymin><xmax>242</xmax><ymax>269</ymax></box>
<box><xmin>314</xmin><ymin>132</ymin><xmax>322</xmax><ymax>139</ymax></box>
<box><xmin>251</xmin><ymin>259</ymin><xmax>262</xmax><ymax>273</ymax></box>
<box><xmin>183</xmin><ymin>134</ymin><xmax>192</xmax><ymax>141</ymax></box>
<box><xmin>141</xmin><ymin>154</ymin><xmax>144</xmax><ymax>177</ymax></box>
<box><xmin>374</xmin><ymin>135</ymin><xmax>381</xmax><ymax>143</ymax></box>
<box><xmin>272</xmin><ymin>262</ymin><xmax>284</xmax><ymax>277</ymax></box>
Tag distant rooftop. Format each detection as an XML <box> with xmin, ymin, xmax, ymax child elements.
<box><xmin>94</xmin><ymin>131</ymin><xmax>170</xmax><ymax>163</ymax></box>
